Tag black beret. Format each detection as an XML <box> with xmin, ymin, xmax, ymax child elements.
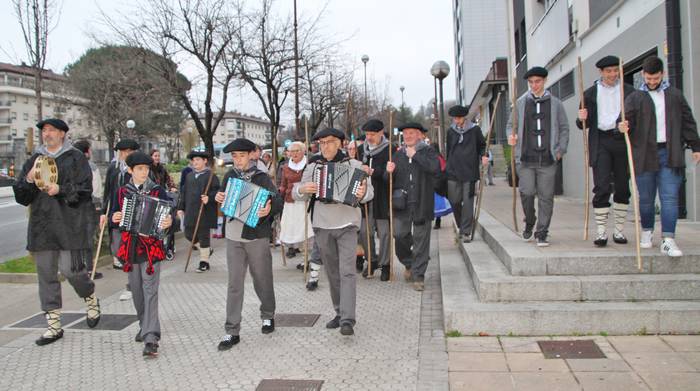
<box><xmin>362</xmin><ymin>119</ymin><xmax>384</xmax><ymax>132</ymax></box>
<box><xmin>595</xmin><ymin>55</ymin><xmax>620</xmax><ymax>69</ymax></box>
<box><xmin>524</xmin><ymin>66</ymin><xmax>548</xmax><ymax>79</ymax></box>
<box><xmin>312</xmin><ymin>127</ymin><xmax>345</xmax><ymax>141</ymax></box>
<box><xmin>114</xmin><ymin>139</ymin><xmax>140</xmax><ymax>151</ymax></box>
<box><xmin>398</xmin><ymin>122</ymin><xmax>428</xmax><ymax>133</ymax></box>
<box><xmin>125</xmin><ymin>151</ymin><xmax>153</xmax><ymax>168</ymax></box>
<box><xmin>448</xmin><ymin>105</ymin><xmax>469</xmax><ymax>117</ymax></box>
<box><xmin>223</xmin><ymin>138</ymin><xmax>256</xmax><ymax>153</ymax></box>
<box><xmin>36</xmin><ymin>118</ymin><xmax>69</xmax><ymax>132</ymax></box>
<box><xmin>187</xmin><ymin>150</ymin><xmax>210</xmax><ymax>160</ymax></box>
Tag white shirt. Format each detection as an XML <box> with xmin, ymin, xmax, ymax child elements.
<box><xmin>647</xmin><ymin>88</ymin><xmax>667</xmax><ymax>143</ymax></box>
<box><xmin>596</xmin><ymin>81</ymin><xmax>621</xmax><ymax>131</ymax></box>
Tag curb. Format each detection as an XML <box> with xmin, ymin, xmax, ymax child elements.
<box><xmin>0</xmin><ymin>254</ymin><xmax>113</xmax><ymax>284</ymax></box>
<box><xmin>0</xmin><ymin>186</ymin><xmax>13</xmax><ymax>198</ymax></box>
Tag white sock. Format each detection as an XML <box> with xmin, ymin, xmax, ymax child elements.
<box><xmin>594</xmin><ymin>207</ymin><xmax>609</xmax><ymax>237</ymax></box>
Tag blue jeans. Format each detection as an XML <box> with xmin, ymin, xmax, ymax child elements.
<box><xmin>635</xmin><ymin>148</ymin><xmax>682</xmax><ymax>237</ymax></box>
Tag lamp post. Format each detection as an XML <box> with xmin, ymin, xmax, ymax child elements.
<box><xmin>400</xmin><ymin>86</ymin><xmax>405</xmax><ymax>108</ymax></box>
<box><xmin>361</xmin><ymin>54</ymin><xmax>369</xmax><ymax>117</ymax></box>
<box><xmin>431</xmin><ymin>61</ymin><xmax>450</xmax><ymax>154</ymax></box>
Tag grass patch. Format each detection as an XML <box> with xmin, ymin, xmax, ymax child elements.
<box><xmin>599</xmin><ymin>331</ymin><xmax>609</xmax><ymax>337</ymax></box>
<box><xmin>446</xmin><ymin>330</ymin><xmax>463</xmax><ymax>338</ymax></box>
<box><xmin>0</xmin><ymin>255</ymin><xmax>36</xmax><ymax>273</ymax></box>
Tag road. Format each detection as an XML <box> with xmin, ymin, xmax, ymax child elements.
<box><xmin>0</xmin><ymin>196</ymin><xmax>28</xmax><ymax>263</ymax></box>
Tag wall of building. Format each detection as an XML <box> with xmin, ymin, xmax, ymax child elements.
<box><xmin>680</xmin><ymin>0</ymin><xmax>700</xmax><ymax>220</ymax></box>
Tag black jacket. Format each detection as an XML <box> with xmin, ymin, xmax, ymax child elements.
<box><xmin>445</xmin><ymin>124</ymin><xmax>485</xmax><ymax>182</ymax></box>
<box><xmin>14</xmin><ymin>149</ymin><xmax>95</xmax><ymax>251</ymax></box>
<box><xmin>102</xmin><ymin>161</ymin><xmax>132</xmax><ymax>228</ymax></box>
<box><xmin>576</xmin><ymin>82</ymin><xmax>636</xmax><ymax>166</ymax></box>
<box><xmin>220</xmin><ymin>168</ymin><xmax>283</xmax><ymax>240</ymax></box>
<box><xmin>390</xmin><ymin>142</ymin><xmax>441</xmax><ymax>222</ymax></box>
<box><xmin>625</xmin><ymin>86</ymin><xmax>700</xmax><ymax>171</ymax></box>
<box><xmin>357</xmin><ymin>142</ymin><xmax>395</xmax><ymax>220</ymax></box>
<box><xmin>177</xmin><ymin>169</ymin><xmax>220</xmax><ymax>229</ymax></box>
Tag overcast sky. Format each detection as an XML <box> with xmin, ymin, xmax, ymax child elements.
<box><xmin>0</xmin><ymin>0</ymin><xmax>456</xmax><ymax>127</ymax></box>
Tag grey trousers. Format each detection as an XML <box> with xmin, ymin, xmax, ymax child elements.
<box><xmin>225</xmin><ymin>238</ymin><xmax>276</xmax><ymax>335</ymax></box>
<box><xmin>129</xmin><ymin>262</ymin><xmax>161</xmax><ymax>344</ymax></box>
<box><xmin>110</xmin><ymin>228</ymin><xmax>121</xmax><ymax>255</ymax></box>
<box><xmin>358</xmin><ymin>206</ymin><xmax>390</xmax><ymax>266</ymax></box>
<box><xmin>447</xmin><ymin>180</ymin><xmax>475</xmax><ymax>235</ymax></box>
<box><xmin>393</xmin><ymin>210</ymin><xmax>432</xmax><ymax>282</ymax></box>
<box><xmin>35</xmin><ymin>250</ymin><xmax>95</xmax><ymax>312</ymax></box>
<box><xmin>316</xmin><ymin>226</ymin><xmax>358</xmax><ymax>326</ymax></box>
<box><xmin>517</xmin><ymin>163</ymin><xmax>557</xmax><ymax>235</ymax></box>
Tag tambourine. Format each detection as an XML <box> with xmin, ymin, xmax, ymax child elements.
<box><xmin>33</xmin><ymin>156</ymin><xmax>58</xmax><ymax>190</ymax></box>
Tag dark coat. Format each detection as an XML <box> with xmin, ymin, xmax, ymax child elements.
<box><xmin>445</xmin><ymin>124</ymin><xmax>485</xmax><ymax>182</ymax></box>
<box><xmin>221</xmin><ymin>168</ymin><xmax>283</xmax><ymax>240</ymax></box>
<box><xmin>149</xmin><ymin>163</ymin><xmax>174</xmax><ymax>189</ymax></box>
<box><xmin>102</xmin><ymin>161</ymin><xmax>132</xmax><ymax>229</ymax></box>
<box><xmin>357</xmin><ymin>142</ymin><xmax>395</xmax><ymax>220</ymax></box>
<box><xmin>13</xmin><ymin>149</ymin><xmax>95</xmax><ymax>251</ymax></box>
<box><xmin>390</xmin><ymin>143</ymin><xmax>441</xmax><ymax>222</ymax></box>
<box><xmin>177</xmin><ymin>169</ymin><xmax>220</xmax><ymax>229</ymax></box>
<box><xmin>576</xmin><ymin>82</ymin><xmax>636</xmax><ymax>166</ymax></box>
<box><xmin>624</xmin><ymin>86</ymin><xmax>700</xmax><ymax>172</ymax></box>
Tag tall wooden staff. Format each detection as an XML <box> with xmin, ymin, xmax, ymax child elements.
<box><xmin>91</xmin><ymin>200</ymin><xmax>110</xmax><ymax>280</ymax></box>
<box><xmin>619</xmin><ymin>61</ymin><xmax>642</xmax><ymax>270</ymax></box>
<box><xmin>303</xmin><ymin>117</ymin><xmax>310</xmax><ymax>283</ymax></box>
<box><xmin>361</xmin><ymin>139</ymin><xmax>373</xmax><ymax>277</ymax></box>
<box><xmin>471</xmin><ymin>92</ymin><xmax>502</xmax><ymax>238</ymax></box>
<box><xmin>387</xmin><ymin>110</ymin><xmax>395</xmax><ymax>281</ymax></box>
<box><xmin>577</xmin><ymin>57</ymin><xmax>591</xmax><ymax>241</ymax></box>
<box><xmin>184</xmin><ymin>165</ymin><xmax>216</xmax><ymax>272</ymax></box>
<box><xmin>509</xmin><ymin>77</ymin><xmax>519</xmax><ymax>232</ymax></box>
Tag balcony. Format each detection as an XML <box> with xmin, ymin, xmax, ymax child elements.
<box><xmin>0</xmin><ymin>118</ymin><xmax>11</xmax><ymax>126</ymax></box>
<box><xmin>0</xmin><ymin>101</ymin><xmax>11</xmax><ymax>108</ymax></box>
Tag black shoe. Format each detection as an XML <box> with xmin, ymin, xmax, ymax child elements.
<box><xmin>594</xmin><ymin>234</ymin><xmax>608</xmax><ymax>247</ymax></box>
<box><xmin>135</xmin><ymin>331</ymin><xmax>143</xmax><ymax>343</ymax></box>
<box><xmin>192</xmin><ymin>245</ymin><xmax>199</xmax><ymax>251</ymax></box>
<box><xmin>294</xmin><ymin>248</ymin><xmax>301</xmax><ymax>254</ymax></box>
<box><xmin>112</xmin><ymin>260</ymin><xmax>124</xmax><ymax>270</ymax></box>
<box><xmin>355</xmin><ymin>256</ymin><xmax>365</xmax><ymax>272</ymax></box>
<box><xmin>362</xmin><ymin>261</ymin><xmax>378</xmax><ymax>278</ymax></box>
<box><xmin>613</xmin><ymin>233</ymin><xmax>628</xmax><ymax>244</ymax></box>
<box><xmin>380</xmin><ymin>265</ymin><xmax>390</xmax><ymax>281</ymax></box>
<box><xmin>218</xmin><ymin>334</ymin><xmax>240</xmax><ymax>351</ymax></box>
<box><xmin>463</xmin><ymin>233</ymin><xmax>472</xmax><ymax>243</ymax></box>
<box><xmin>522</xmin><ymin>225</ymin><xmax>534</xmax><ymax>241</ymax></box>
<box><xmin>196</xmin><ymin>261</ymin><xmax>210</xmax><ymax>273</ymax></box>
<box><xmin>296</xmin><ymin>262</ymin><xmax>304</xmax><ymax>271</ymax></box>
<box><xmin>35</xmin><ymin>329</ymin><xmax>64</xmax><ymax>346</ymax></box>
<box><xmin>306</xmin><ymin>280</ymin><xmax>318</xmax><ymax>291</ymax></box>
<box><xmin>165</xmin><ymin>250</ymin><xmax>174</xmax><ymax>261</ymax></box>
<box><xmin>92</xmin><ymin>272</ymin><xmax>104</xmax><ymax>280</ymax></box>
<box><xmin>142</xmin><ymin>342</ymin><xmax>158</xmax><ymax>357</ymax></box>
<box><xmin>286</xmin><ymin>248</ymin><xmax>296</xmax><ymax>258</ymax></box>
<box><xmin>326</xmin><ymin>316</ymin><xmax>341</xmax><ymax>329</ymax></box>
<box><xmin>433</xmin><ymin>220</ymin><xmax>441</xmax><ymax>229</ymax></box>
<box><xmin>262</xmin><ymin>319</ymin><xmax>275</xmax><ymax>334</ymax></box>
<box><xmin>340</xmin><ymin>323</ymin><xmax>354</xmax><ymax>336</ymax></box>
<box><xmin>536</xmin><ymin>233</ymin><xmax>550</xmax><ymax>247</ymax></box>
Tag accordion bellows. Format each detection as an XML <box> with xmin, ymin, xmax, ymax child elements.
<box><xmin>313</xmin><ymin>162</ymin><xmax>367</xmax><ymax>207</ymax></box>
<box><xmin>119</xmin><ymin>192</ymin><xmax>172</xmax><ymax>239</ymax></box>
<box><xmin>221</xmin><ymin>177</ymin><xmax>271</xmax><ymax>228</ymax></box>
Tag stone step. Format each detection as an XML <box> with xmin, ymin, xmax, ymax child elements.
<box><xmin>476</xmin><ymin>210</ymin><xmax>700</xmax><ymax>276</ymax></box>
<box><xmin>460</xmin><ymin>233</ymin><xmax>700</xmax><ymax>302</ymax></box>
<box><xmin>439</xmin><ymin>231</ymin><xmax>700</xmax><ymax>336</ymax></box>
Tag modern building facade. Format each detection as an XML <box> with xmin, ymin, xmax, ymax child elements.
<box><xmin>186</xmin><ymin>111</ymin><xmax>274</xmax><ymax>148</ymax></box>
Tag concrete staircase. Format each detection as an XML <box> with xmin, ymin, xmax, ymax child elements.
<box><xmin>440</xmin><ymin>211</ymin><xmax>700</xmax><ymax>336</ymax></box>
<box><xmin>489</xmin><ymin>144</ymin><xmax>507</xmax><ymax>176</ymax></box>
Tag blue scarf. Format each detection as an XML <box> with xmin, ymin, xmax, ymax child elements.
<box><xmin>639</xmin><ymin>80</ymin><xmax>670</xmax><ymax>92</ymax></box>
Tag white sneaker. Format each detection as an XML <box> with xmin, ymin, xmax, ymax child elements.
<box><xmin>660</xmin><ymin>238</ymin><xmax>683</xmax><ymax>257</ymax></box>
<box><xmin>640</xmin><ymin>230</ymin><xmax>653</xmax><ymax>249</ymax></box>
<box><xmin>119</xmin><ymin>290</ymin><xmax>132</xmax><ymax>301</ymax></box>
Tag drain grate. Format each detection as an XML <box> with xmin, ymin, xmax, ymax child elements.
<box><xmin>538</xmin><ymin>340</ymin><xmax>607</xmax><ymax>359</ymax></box>
<box><xmin>69</xmin><ymin>314</ymin><xmax>138</xmax><ymax>330</ymax></box>
<box><xmin>274</xmin><ymin>314</ymin><xmax>320</xmax><ymax>327</ymax></box>
<box><xmin>256</xmin><ymin>379</ymin><xmax>323</xmax><ymax>391</ymax></box>
<box><xmin>9</xmin><ymin>312</ymin><xmax>85</xmax><ymax>329</ymax></box>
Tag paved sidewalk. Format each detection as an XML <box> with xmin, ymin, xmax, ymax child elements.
<box><xmin>0</xmin><ymin>232</ymin><xmax>439</xmax><ymax>390</ymax></box>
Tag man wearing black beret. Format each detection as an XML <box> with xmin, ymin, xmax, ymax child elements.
<box><xmin>177</xmin><ymin>150</ymin><xmax>220</xmax><ymax>272</ymax></box>
<box><xmin>507</xmin><ymin>66</ymin><xmax>570</xmax><ymax>247</ymax></box>
<box><xmin>386</xmin><ymin>122</ymin><xmax>441</xmax><ymax>291</ymax></box>
<box><xmin>446</xmin><ymin>105</ymin><xmax>488</xmax><ymax>243</ymax></box>
<box><xmin>102</xmin><ymin>138</ymin><xmax>140</xmax><ymax>278</ymax></box>
<box><xmin>13</xmin><ymin>118</ymin><xmax>102</xmax><ymax>345</ymax></box>
<box><xmin>577</xmin><ymin>55</ymin><xmax>636</xmax><ymax>247</ymax></box>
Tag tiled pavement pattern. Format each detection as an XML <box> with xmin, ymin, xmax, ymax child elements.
<box><xmin>0</xmin><ymin>232</ymin><xmax>433</xmax><ymax>390</ymax></box>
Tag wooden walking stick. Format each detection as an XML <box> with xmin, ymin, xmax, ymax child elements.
<box><xmin>577</xmin><ymin>57</ymin><xmax>591</xmax><ymax>241</ymax></box>
<box><xmin>618</xmin><ymin>61</ymin><xmax>642</xmax><ymax>271</ymax></box>
<box><xmin>303</xmin><ymin>117</ymin><xmax>310</xmax><ymax>283</ymax></box>
<box><xmin>471</xmin><ymin>92</ymin><xmax>502</xmax><ymax>238</ymax></box>
<box><xmin>361</xmin><ymin>137</ymin><xmax>374</xmax><ymax>278</ymax></box>
<box><xmin>184</xmin><ymin>166</ymin><xmax>216</xmax><ymax>273</ymax></box>
<box><xmin>91</xmin><ymin>200</ymin><xmax>110</xmax><ymax>280</ymax></box>
<box><xmin>509</xmin><ymin>77</ymin><xmax>520</xmax><ymax>232</ymax></box>
<box><xmin>388</xmin><ymin>110</ymin><xmax>395</xmax><ymax>281</ymax></box>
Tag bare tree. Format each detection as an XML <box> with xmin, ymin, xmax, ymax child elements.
<box><xmin>13</xmin><ymin>0</ymin><xmax>61</xmax><ymax>126</ymax></box>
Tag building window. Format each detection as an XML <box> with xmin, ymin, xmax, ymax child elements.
<box><xmin>549</xmin><ymin>71</ymin><xmax>575</xmax><ymax>101</ymax></box>
<box><xmin>24</xmin><ymin>96</ymin><xmax>29</xmax><ymax>104</ymax></box>
<box><xmin>11</xmin><ymin>112</ymin><xmax>17</xmax><ymax>120</ymax></box>
<box><xmin>23</xmin><ymin>113</ymin><xmax>29</xmax><ymax>120</ymax></box>
<box><xmin>589</xmin><ymin>0</ymin><xmax>620</xmax><ymax>27</ymax></box>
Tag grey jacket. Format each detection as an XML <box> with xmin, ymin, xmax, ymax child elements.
<box><xmin>292</xmin><ymin>158</ymin><xmax>374</xmax><ymax>230</ymax></box>
<box><xmin>506</xmin><ymin>91</ymin><xmax>570</xmax><ymax>164</ymax></box>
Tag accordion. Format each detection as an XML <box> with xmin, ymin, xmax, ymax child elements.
<box><xmin>119</xmin><ymin>192</ymin><xmax>172</xmax><ymax>239</ymax></box>
<box><xmin>221</xmin><ymin>177</ymin><xmax>271</xmax><ymax>228</ymax></box>
<box><xmin>313</xmin><ymin>162</ymin><xmax>368</xmax><ymax>207</ymax></box>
